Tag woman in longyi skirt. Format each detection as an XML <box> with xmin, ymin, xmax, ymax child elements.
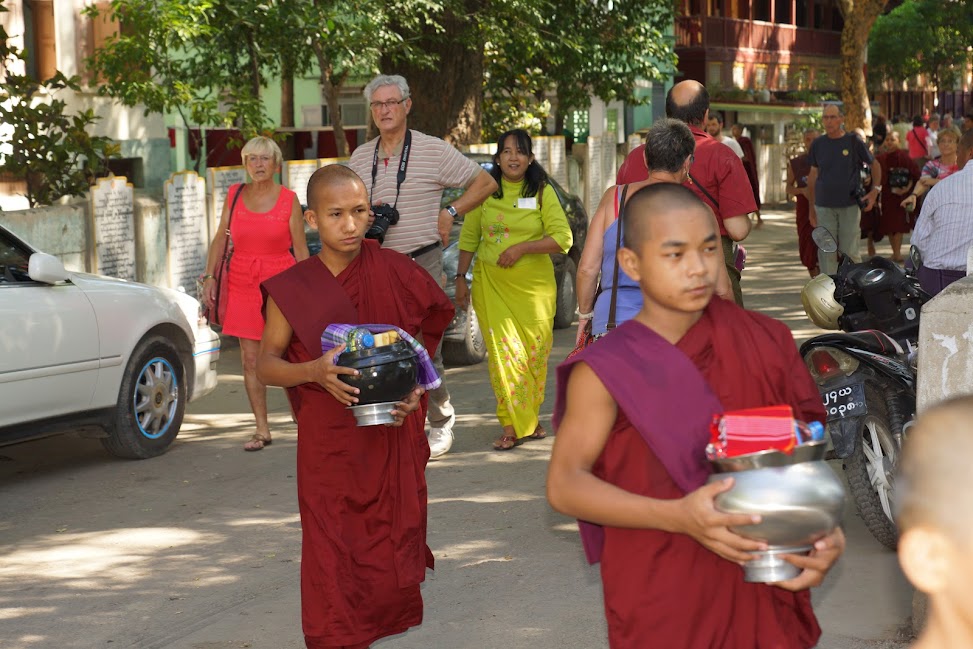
<box><xmin>453</xmin><ymin>129</ymin><xmax>573</xmax><ymax>451</ymax></box>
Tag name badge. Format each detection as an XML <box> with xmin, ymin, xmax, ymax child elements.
<box><xmin>518</xmin><ymin>197</ymin><xmax>537</xmax><ymax>209</ymax></box>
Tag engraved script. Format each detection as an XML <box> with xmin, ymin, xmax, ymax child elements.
<box><xmin>166</xmin><ymin>171</ymin><xmax>208</xmax><ymax>292</ymax></box>
<box><xmin>284</xmin><ymin>160</ymin><xmax>320</xmax><ymax>207</ymax></box>
<box><xmin>209</xmin><ymin>166</ymin><xmax>248</xmax><ymax>228</ymax></box>
<box><xmin>91</xmin><ymin>177</ymin><xmax>136</xmax><ymax>281</ymax></box>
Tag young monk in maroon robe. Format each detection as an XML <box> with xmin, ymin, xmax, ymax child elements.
<box><xmin>547</xmin><ymin>183</ymin><xmax>845</xmax><ymax>649</ymax></box>
<box><xmin>256</xmin><ymin>164</ymin><xmax>454</xmax><ymax>649</ymax></box>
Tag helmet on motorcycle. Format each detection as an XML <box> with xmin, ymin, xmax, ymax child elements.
<box><xmin>802</xmin><ymin>275</ymin><xmax>843</xmax><ymax>330</ymax></box>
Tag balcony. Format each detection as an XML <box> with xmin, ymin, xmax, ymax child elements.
<box><xmin>676</xmin><ymin>16</ymin><xmax>841</xmax><ymax>58</ymax></box>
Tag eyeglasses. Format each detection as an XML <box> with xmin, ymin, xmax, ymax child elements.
<box><xmin>369</xmin><ymin>97</ymin><xmax>409</xmax><ymax>111</ymax></box>
<box><xmin>246</xmin><ymin>155</ymin><xmax>273</xmax><ymax>164</ymax></box>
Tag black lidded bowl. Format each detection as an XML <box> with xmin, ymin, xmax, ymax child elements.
<box><xmin>338</xmin><ymin>340</ymin><xmax>419</xmax><ymax>405</ymax></box>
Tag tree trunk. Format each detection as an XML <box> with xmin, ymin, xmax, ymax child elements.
<box><xmin>280</xmin><ymin>64</ymin><xmax>296</xmax><ymax>161</ymax></box>
<box><xmin>312</xmin><ymin>46</ymin><xmax>348</xmax><ymax>158</ymax></box>
<box><xmin>837</xmin><ymin>0</ymin><xmax>887</xmax><ymax>134</ymax></box>
<box><xmin>380</xmin><ymin>5</ymin><xmax>484</xmax><ymax>145</ymax></box>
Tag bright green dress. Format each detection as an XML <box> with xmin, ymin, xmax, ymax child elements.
<box><xmin>458</xmin><ymin>178</ymin><xmax>573</xmax><ymax>438</ymax></box>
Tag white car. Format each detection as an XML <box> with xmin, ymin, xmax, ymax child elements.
<box><xmin>0</xmin><ymin>224</ymin><xmax>220</xmax><ymax>458</ymax></box>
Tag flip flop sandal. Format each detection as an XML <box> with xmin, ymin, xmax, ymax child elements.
<box><xmin>493</xmin><ymin>434</ymin><xmax>523</xmax><ymax>451</ymax></box>
<box><xmin>244</xmin><ymin>434</ymin><xmax>273</xmax><ymax>452</ymax></box>
<box><xmin>527</xmin><ymin>427</ymin><xmax>547</xmax><ymax>440</ymax></box>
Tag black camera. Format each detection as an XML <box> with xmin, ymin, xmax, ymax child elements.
<box><xmin>851</xmin><ymin>162</ymin><xmax>871</xmax><ymax>209</ymax></box>
<box><xmin>365</xmin><ymin>204</ymin><xmax>400</xmax><ymax>244</ymax></box>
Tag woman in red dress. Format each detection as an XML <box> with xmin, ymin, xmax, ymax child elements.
<box><xmin>202</xmin><ymin>136</ymin><xmax>309</xmax><ymax>451</ymax></box>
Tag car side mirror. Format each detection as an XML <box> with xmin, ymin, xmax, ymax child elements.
<box><xmin>811</xmin><ymin>226</ymin><xmax>838</xmax><ymax>254</ymax></box>
<box><xmin>28</xmin><ymin>252</ymin><xmax>69</xmax><ymax>284</ymax></box>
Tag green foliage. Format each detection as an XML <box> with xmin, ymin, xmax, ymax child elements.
<box><xmin>868</xmin><ymin>0</ymin><xmax>973</xmax><ymax>89</ymax></box>
<box><xmin>0</xmin><ymin>6</ymin><xmax>118</xmax><ymax>207</ymax></box>
<box><xmin>483</xmin><ymin>0</ymin><xmax>677</xmax><ymax>138</ymax></box>
<box><xmin>84</xmin><ymin>0</ymin><xmax>273</xmax><ymax>159</ymax></box>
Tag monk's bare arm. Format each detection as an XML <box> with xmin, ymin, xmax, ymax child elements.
<box><xmin>257</xmin><ymin>298</ymin><xmax>359</xmax><ymax>403</ymax></box>
<box><xmin>547</xmin><ymin>364</ymin><xmax>766</xmax><ymax>563</ymax></box>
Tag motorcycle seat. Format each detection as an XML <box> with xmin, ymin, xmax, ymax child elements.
<box><xmin>810</xmin><ymin>330</ymin><xmax>904</xmax><ymax>356</ymax></box>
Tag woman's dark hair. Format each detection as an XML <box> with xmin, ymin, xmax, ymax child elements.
<box><xmin>491</xmin><ymin>129</ymin><xmax>548</xmax><ymax>199</ymax></box>
<box><xmin>912</xmin><ymin>115</ymin><xmax>924</xmax><ymax>127</ymax></box>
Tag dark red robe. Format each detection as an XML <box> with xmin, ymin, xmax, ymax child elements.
<box><xmin>877</xmin><ymin>149</ymin><xmax>920</xmax><ymax>235</ymax></box>
<box><xmin>738</xmin><ymin>135</ymin><xmax>762</xmax><ymax>207</ymax></box>
<box><xmin>262</xmin><ymin>240</ymin><xmax>454</xmax><ymax>649</ymax></box>
<box><xmin>789</xmin><ymin>153</ymin><xmax>817</xmax><ymax>272</ymax></box>
<box><xmin>554</xmin><ymin>299</ymin><xmax>825</xmax><ymax>649</ymax></box>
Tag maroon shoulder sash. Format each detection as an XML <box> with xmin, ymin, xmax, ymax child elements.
<box><xmin>553</xmin><ymin>320</ymin><xmax>724</xmax><ymax>563</ymax></box>
<box><xmin>261</xmin><ymin>256</ymin><xmax>358</xmax><ymax>359</ymax></box>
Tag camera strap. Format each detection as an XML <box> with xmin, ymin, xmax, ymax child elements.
<box><xmin>370</xmin><ymin>129</ymin><xmax>412</xmax><ymax>210</ymax></box>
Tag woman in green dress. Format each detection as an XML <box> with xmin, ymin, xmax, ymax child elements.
<box><xmin>454</xmin><ymin>129</ymin><xmax>573</xmax><ymax>450</ymax></box>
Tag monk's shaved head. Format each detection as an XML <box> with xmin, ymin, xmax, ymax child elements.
<box><xmin>622</xmin><ymin>183</ymin><xmax>712</xmax><ymax>250</ymax></box>
<box><xmin>666</xmin><ymin>80</ymin><xmax>710</xmax><ymax>126</ymax></box>
<box><xmin>897</xmin><ymin>395</ymin><xmax>973</xmax><ymax>540</ymax></box>
<box><xmin>306</xmin><ymin>164</ymin><xmax>367</xmax><ymax>211</ymax></box>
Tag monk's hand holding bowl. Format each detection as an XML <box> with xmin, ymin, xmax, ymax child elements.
<box><xmin>773</xmin><ymin>527</ymin><xmax>846</xmax><ymax>591</ymax></box>
<box><xmin>496</xmin><ymin>243</ymin><xmax>526</xmax><ymax>268</ymax></box>
<box><xmin>387</xmin><ymin>387</ymin><xmax>425</xmax><ymax>427</ymax></box>
<box><xmin>675</xmin><ymin>478</ymin><xmax>768</xmax><ymax>565</ymax></box>
<box><xmin>310</xmin><ymin>344</ymin><xmax>361</xmax><ymax>406</ymax></box>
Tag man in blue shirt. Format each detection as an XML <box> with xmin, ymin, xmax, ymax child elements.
<box><xmin>806</xmin><ymin>104</ymin><xmax>882</xmax><ymax>274</ymax></box>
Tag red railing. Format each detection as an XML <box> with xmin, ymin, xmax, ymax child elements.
<box><xmin>676</xmin><ymin>16</ymin><xmax>841</xmax><ymax>57</ymax></box>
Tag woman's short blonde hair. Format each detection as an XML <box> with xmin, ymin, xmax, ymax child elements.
<box><xmin>936</xmin><ymin>125</ymin><xmax>962</xmax><ymax>145</ymax></box>
<box><xmin>241</xmin><ymin>136</ymin><xmax>283</xmax><ymax>168</ymax></box>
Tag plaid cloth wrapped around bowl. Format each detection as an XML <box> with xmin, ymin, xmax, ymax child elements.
<box><xmin>321</xmin><ymin>324</ymin><xmax>442</xmax><ymax>390</ymax></box>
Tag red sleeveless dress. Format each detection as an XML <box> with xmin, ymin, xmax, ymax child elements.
<box><xmin>222</xmin><ymin>183</ymin><xmax>298</xmax><ymax>340</ymax></box>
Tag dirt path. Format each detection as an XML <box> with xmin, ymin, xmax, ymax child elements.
<box><xmin>0</xmin><ymin>209</ymin><xmax>913</xmax><ymax>648</ymax></box>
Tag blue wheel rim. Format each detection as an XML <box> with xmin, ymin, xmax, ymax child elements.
<box><xmin>132</xmin><ymin>356</ymin><xmax>178</xmax><ymax>440</ymax></box>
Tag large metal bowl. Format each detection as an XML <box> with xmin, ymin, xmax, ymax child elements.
<box><xmin>339</xmin><ymin>341</ymin><xmax>418</xmax><ymax>425</ymax></box>
<box><xmin>708</xmin><ymin>456</ymin><xmax>846</xmax><ymax>583</ymax></box>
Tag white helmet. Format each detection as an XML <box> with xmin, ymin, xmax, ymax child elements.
<box><xmin>801</xmin><ymin>275</ymin><xmax>843</xmax><ymax>330</ymax></box>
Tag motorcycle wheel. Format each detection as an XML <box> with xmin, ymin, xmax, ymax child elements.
<box><xmin>843</xmin><ymin>385</ymin><xmax>899</xmax><ymax>550</ymax></box>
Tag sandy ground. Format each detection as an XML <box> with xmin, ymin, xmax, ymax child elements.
<box><xmin>0</xmin><ymin>208</ymin><xmax>916</xmax><ymax>648</ymax></box>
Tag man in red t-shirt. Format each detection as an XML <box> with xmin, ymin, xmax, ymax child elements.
<box><xmin>617</xmin><ymin>81</ymin><xmax>756</xmax><ymax>305</ymax></box>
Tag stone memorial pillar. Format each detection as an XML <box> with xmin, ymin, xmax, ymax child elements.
<box><xmin>165</xmin><ymin>171</ymin><xmax>208</xmax><ymax>293</ymax></box>
<box><xmin>207</xmin><ymin>165</ymin><xmax>248</xmax><ymax>238</ymax></box>
<box><xmin>90</xmin><ymin>176</ymin><xmax>137</xmax><ymax>281</ymax></box>
<box><xmin>284</xmin><ymin>159</ymin><xmax>320</xmax><ymax>208</ymax></box>
<box><xmin>549</xmin><ymin>136</ymin><xmax>568</xmax><ymax>187</ymax></box>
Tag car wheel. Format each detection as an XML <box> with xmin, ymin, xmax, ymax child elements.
<box><xmin>102</xmin><ymin>336</ymin><xmax>186</xmax><ymax>459</ymax></box>
<box><xmin>553</xmin><ymin>256</ymin><xmax>577</xmax><ymax>330</ymax></box>
<box><xmin>443</xmin><ymin>306</ymin><xmax>487</xmax><ymax>366</ymax></box>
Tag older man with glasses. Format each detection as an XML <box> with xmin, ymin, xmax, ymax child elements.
<box><xmin>806</xmin><ymin>104</ymin><xmax>882</xmax><ymax>274</ymax></box>
<box><xmin>349</xmin><ymin>74</ymin><xmax>497</xmax><ymax>459</ymax></box>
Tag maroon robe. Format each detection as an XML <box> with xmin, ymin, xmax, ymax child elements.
<box><xmin>554</xmin><ymin>299</ymin><xmax>824</xmax><ymax>648</ymax></box>
<box><xmin>261</xmin><ymin>240</ymin><xmax>454</xmax><ymax>649</ymax></box>
<box><xmin>877</xmin><ymin>149</ymin><xmax>920</xmax><ymax>235</ymax></box>
<box><xmin>790</xmin><ymin>153</ymin><xmax>817</xmax><ymax>272</ymax></box>
<box><xmin>738</xmin><ymin>135</ymin><xmax>761</xmax><ymax>207</ymax></box>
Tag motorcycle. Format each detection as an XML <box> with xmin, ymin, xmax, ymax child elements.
<box><xmin>798</xmin><ymin>228</ymin><xmax>929</xmax><ymax>549</ymax></box>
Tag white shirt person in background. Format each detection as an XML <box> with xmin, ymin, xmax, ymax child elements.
<box><xmin>910</xmin><ymin>128</ymin><xmax>973</xmax><ymax>297</ymax></box>
<box><xmin>706</xmin><ymin>112</ymin><xmax>745</xmax><ymax>159</ymax></box>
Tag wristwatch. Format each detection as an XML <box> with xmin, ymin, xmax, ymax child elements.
<box><xmin>444</xmin><ymin>205</ymin><xmax>458</xmax><ymax>219</ymax></box>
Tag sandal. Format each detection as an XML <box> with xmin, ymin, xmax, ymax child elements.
<box><xmin>493</xmin><ymin>434</ymin><xmax>524</xmax><ymax>451</ymax></box>
<box><xmin>527</xmin><ymin>426</ymin><xmax>547</xmax><ymax>440</ymax></box>
<box><xmin>244</xmin><ymin>433</ymin><xmax>272</xmax><ymax>452</ymax></box>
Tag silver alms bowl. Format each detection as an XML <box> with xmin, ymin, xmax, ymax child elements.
<box><xmin>707</xmin><ymin>449</ymin><xmax>846</xmax><ymax>583</ymax></box>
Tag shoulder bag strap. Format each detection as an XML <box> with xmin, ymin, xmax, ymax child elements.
<box><xmin>221</xmin><ymin>185</ymin><xmax>244</xmax><ymax>262</ymax></box>
<box><xmin>607</xmin><ymin>184</ymin><xmax>629</xmax><ymax>331</ymax></box>
<box><xmin>687</xmin><ymin>172</ymin><xmax>719</xmax><ymax>213</ymax></box>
